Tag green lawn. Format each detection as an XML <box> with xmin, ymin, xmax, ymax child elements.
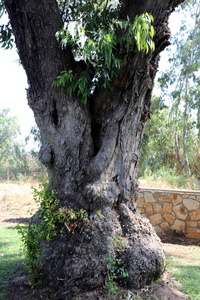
<box><xmin>166</xmin><ymin>249</ymin><xmax>200</xmax><ymax>300</ymax></box>
<box><xmin>0</xmin><ymin>226</ymin><xmax>25</xmax><ymax>299</ymax></box>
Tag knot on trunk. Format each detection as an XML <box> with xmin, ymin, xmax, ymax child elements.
<box><xmin>85</xmin><ymin>181</ymin><xmax>120</xmax><ymax>211</ymax></box>
<box><xmin>39</xmin><ymin>144</ymin><xmax>53</xmax><ymax>166</ymax></box>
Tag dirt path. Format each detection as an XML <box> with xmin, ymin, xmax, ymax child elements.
<box><xmin>0</xmin><ymin>181</ymin><xmax>38</xmax><ymax>227</ymax></box>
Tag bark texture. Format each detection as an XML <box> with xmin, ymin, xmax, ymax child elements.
<box><xmin>5</xmin><ymin>0</ymin><xmax>184</xmax><ymax>298</ymax></box>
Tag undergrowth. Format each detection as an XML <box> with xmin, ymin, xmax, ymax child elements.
<box><xmin>17</xmin><ymin>178</ymin><xmax>90</xmax><ymax>286</ymax></box>
<box><xmin>139</xmin><ymin>167</ymin><xmax>200</xmax><ymax>190</ymax></box>
<box><xmin>106</xmin><ymin>237</ymin><xmax>129</xmax><ymax>294</ymax></box>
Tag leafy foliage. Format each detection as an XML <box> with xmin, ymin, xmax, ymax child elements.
<box><xmin>57</xmin><ymin>0</ymin><xmax>122</xmax><ymax>24</ymax></box>
<box><xmin>18</xmin><ymin>177</ymin><xmax>90</xmax><ymax>285</ymax></box>
<box><xmin>58</xmin><ymin>207</ymin><xmax>89</xmax><ymax>233</ymax></box>
<box><xmin>133</xmin><ymin>13</ymin><xmax>155</xmax><ymax>52</ymax></box>
<box><xmin>17</xmin><ymin>179</ymin><xmax>62</xmax><ymax>277</ymax></box>
<box><xmin>0</xmin><ymin>0</ymin><xmax>154</xmax><ymax>103</ymax></box>
<box><xmin>53</xmin><ymin>1</ymin><xmax>155</xmax><ymax>103</ymax></box>
<box><xmin>106</xmin><ymin>237</ymin><xmax>128</xmax><ymax>294</ymax></box>
<box><xmin>0</xmin><ymin>22</ymin><xmax>13</xmax><ymax>49</ymax></box>
<box><xmin>0</xmin><ymin>1</ymin><xmax>14</xmax><ymax>49</ymax></box>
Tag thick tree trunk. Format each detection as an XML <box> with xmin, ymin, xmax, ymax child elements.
<box><xmin>5</xmin><ymin>0</ymin><xmax>184</xmax><ymax>298</ymax></box>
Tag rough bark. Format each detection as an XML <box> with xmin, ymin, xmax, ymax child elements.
<box><xmin>5</xmin><ymin>0</ymin><xmax>185</xmax><ymax>298</ymax></box>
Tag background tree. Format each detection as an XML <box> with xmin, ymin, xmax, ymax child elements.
<box><xmin>156</xmin><ymin>0</ymin><xmax>200</xmax><ymax>176</ymax></box>
<box><xmin>0</xmin><ymin>109</ymin><xmax>46</xmax><ymax>180</ymax></box>
<box><xmin>139</xmin><ymin>96</ymin><xmax>200</xmax><ymax>187</ymax></box>
<box><xmin>139</xmin><ymin>96</ymin><xmax>175</xmax><ymax>175</ymax></box>
<box><xmin>1</xmin><ymin>0</ymin><xmax>184</xmax><ymax>298</ymax></box>
<box><xmin>139</xmin><ymin>0</ymin><xmax>200</xmax><ymax>188</ymax></box>
<box><xmin>0</xmin><ymin>108</ymin><xmax>29</xmax><ymax>179</ymax></box>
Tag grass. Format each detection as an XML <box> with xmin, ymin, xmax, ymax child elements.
<box><xmin>0</xmin><ymin>226</ymin><xmax>25</xmax><ymax>299</ymax></box>
<box><xmin>164</xmin><ymin>245</ymin><xmax>200</xmax><ymax>300</ymax></box>
<box><xmin>0</xmin><ymin>180</ymin><xmax>37</xmax><ymax>300</ymax></box>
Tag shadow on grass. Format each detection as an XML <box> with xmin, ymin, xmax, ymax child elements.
<box><xmin>160</xmin><ymin>234</ymin><xmax>200</xmax><ymax>246</ymax></box>
<box><xmin>0</xmin><ymin>226</ymin><xmax>26</xmax><ymax>298</ymax></box>
<box><xmin>0</xmin><ymin>256</ymin><xmax>26</xmax><ymax>300</ymax></box>
<box><xmin>0</xmin><ymin>241</ymin><xmax>11</xmax><ymax>248</ymax></box>
<box><xmin>3</xmin><ymin>218</ymin><xmax>30</xmax><ymax>225</ymax></box>
<box><xmin>167</xmin><ymin>253</ymin><xmax>200</xmax><ymax>299</ymax></box>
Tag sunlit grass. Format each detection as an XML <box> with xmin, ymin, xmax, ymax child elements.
<box><xmin>0</xmin><ymin>226</ymin><xmax>25</xmax><ymax>299</ymax></box>
<box><xmin>166</xmin><ymin>249</ymin><xmax>200</xmax><ymax>300</ymax></box>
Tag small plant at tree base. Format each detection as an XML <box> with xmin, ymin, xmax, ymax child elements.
<box><xmin>31</xmin><ymin>179</ymin><xmax>62</xmax><ymax>240</ymax></box>
<box><xmin>59</xmin><ymin>207</ymin><xmax>89</xmax><ymax>233</ymax></box>
<box><xmin>17</xmin><ymin>177</ymin><xmax>90</xmax><ymax>286</ymax></box>
<box><xmin>106</xmin><ymin>237</ymin><xmax>129</xmax><ymax>294</ymax></box>
<box><xmin>17</xmin><ymin>178</ymin><xmax>62</xmax><ymax>285</ymax></box>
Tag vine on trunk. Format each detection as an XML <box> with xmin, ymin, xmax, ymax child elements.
<box><xmin>17</xmin><ymin>179</ymin><xmax>90</xmax><ymax>285</ymax></box>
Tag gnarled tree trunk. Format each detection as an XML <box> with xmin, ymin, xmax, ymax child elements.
<box><xmin>5</xmin><ymin>0</ymin><xmax>184</xmax><ymax>298</ymax></box>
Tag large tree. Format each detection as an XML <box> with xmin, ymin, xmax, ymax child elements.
<box><xmin>2</xmin><ymin>0</ymin><xmax>184</xmax><ymax>298</ymax></box>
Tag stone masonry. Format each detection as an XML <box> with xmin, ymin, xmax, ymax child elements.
<box><xmin>137</xmin><ymin>188</ymin><xmax>200</xmax><ymax>239</ymax></box>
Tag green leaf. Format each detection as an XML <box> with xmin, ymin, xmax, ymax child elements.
<box><xmin>53</xmin><ymin>10</ymin><xmax>155</xmax><ymax>104</ymax></box>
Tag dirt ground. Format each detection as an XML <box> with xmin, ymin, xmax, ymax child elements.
<box><xmin>2</xmin><ymin>266</ymin><xmax>190</xmax><ymax>300</ymax></box>
<box><xmin>0</xmin><ymin>181</ymin><xmax>38</xmax><ymax>227</ymax></box>
<box><xmin>1</xmin><ymin>182</ymin><xmax>199</xmax><ymax>300</ymax></box>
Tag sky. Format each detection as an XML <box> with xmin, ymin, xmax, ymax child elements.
<box><xmin>0</xmin><ymin>46</ymin><xmax>35</xmax><ymax>141</ymax></box>
<box><xmin>0</xmin><ymin>9</ymin><xmax>182</xmax><ymax>150</ymax></box>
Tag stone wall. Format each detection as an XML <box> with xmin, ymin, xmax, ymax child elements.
<box><xmin>137</xmin><ymin>188</ymin><xmax>200</xmax><ymax>239</ymax></box>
